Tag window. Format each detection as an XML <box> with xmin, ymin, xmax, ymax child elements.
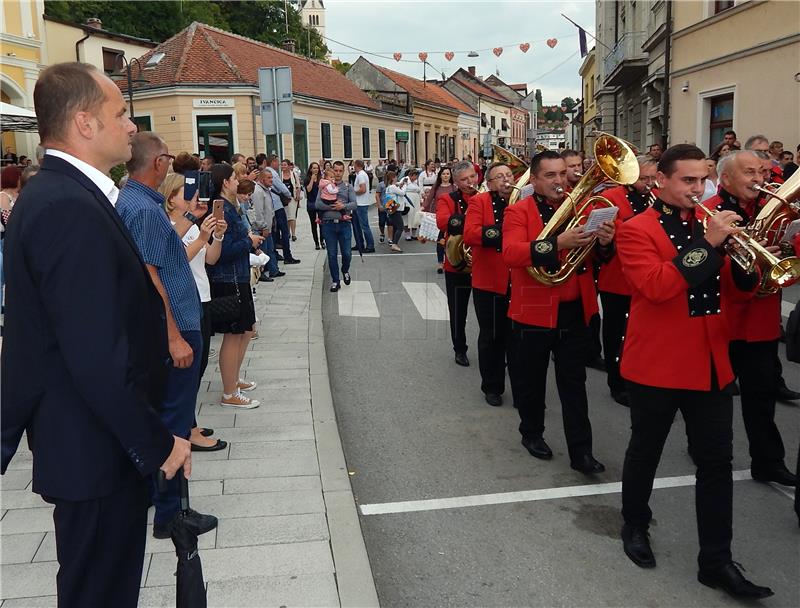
<box><xmin>343</xmin><ymin>125</ymin><xmax>352</xmax><ymax>158</ymax></box>
<box><xmin>378</xmin><ymin>129</ymin><xmax>386</xmax><ymax>158</ymax></box>
<box><xmin>501</xmin><ymin>118</ymin><xmax>509</xmax><ymax>131</ymax></box>
<box><xmin>709</xmin><ymin>93</ymin><xmax>734</xmax><ymax>151</ymax></box>
<box><xmin>714</xmin><ymin>0</ymin><xmax>735</xmax><ymax>14</ymax></box>
<box><xmin>321</xmin><ymin>122</ymin><xmax>332</xmax><ymax>158</ymax></box>
<box><xmin>362</xmin><ymin>127</ymin><xmax>370</xmax><ymax>158</ymax></box>
<box><xmin>102</xmin><ymin>47</ymin><xmax>124</xmax><ymax>75</ymax></box>
<box><xmin>265</xmin><ymin>134</ymin><xmax>278</xmax><ymax>156</ymax></box>
<box><xmin>490</xmin><ymin>115</ymin><xmax>496</xmax><ymax>129</ymax></box>
<box><xmin>132</xmin><ymin>116</ymin><xmax>151</xmax><ymax>132</ymax></box>
<box><xmin>480</xmin><ymin>113</ymin><xmax>487</xmax><ymax>127</ymax></box>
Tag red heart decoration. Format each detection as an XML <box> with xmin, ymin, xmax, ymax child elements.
<box><xmin>418</xmin><ymin>52</ymin><xmax>428</xmax><ymax>62</ymax></box>
<box><xmin>546</xmin><ymin>38</ymin><xmax>558</xmax><ymax>48</ymax></box>
<box><xmin>492</xmin><ymin>47</ymin><xmax>503</xmax><ymax>57</ymax></box>
<box><xmin>393</xmin><ymin>52</ymin><xmax>402</xmax><ymax>61</ymax></box>
<box><xmin>519</xmin><ymin>43</ymin><xmax>530</xmax><ymax>53</ymax></box>
<box><xmin>444</xmin><ymin>51</ymin><xmax>455</xmax><ymax>61</ymax></box>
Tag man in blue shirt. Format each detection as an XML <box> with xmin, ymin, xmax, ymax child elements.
<box><xmin>117</xmin><ymin>132</ymin><xmax>217</xmax><ymax>540</ymax></box>
<box><xmin>260</xmin><ymin>153</ymin><xmax>300</xmax><ymax>264</ymax></box>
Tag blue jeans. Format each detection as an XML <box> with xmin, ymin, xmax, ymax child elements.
<box><xmin>260</xmin><ymin>233</ymin><xmax>279</xmax><ymax>276</ymax></box>
<box><xmin>354</xmin><ymin>206</ymin><xmax>374</xmax><ymax>249</ymax></box>
<box><xmin>272</xmin><ymin>207</ymin><xmax>295</xmax><ymax>260</ymax></box>
<box><xmin>321</xmin><ymin>221</ymin><xmax>352</xmax><ymax>284</ymax></box>
<box><xmin>151</xmin><ymin>329</ymin><xmax>202</xmax><ymax>525</ymax></box>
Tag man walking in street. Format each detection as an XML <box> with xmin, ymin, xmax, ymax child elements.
<box><xmin>316</xmin><ymin>160</ymin><xmax>356</xmax><ymax>291</ymax></box>
<box><xmin>352</xmin><ymin>159</ymin><xmax>375</xmax><ymax>252</ymax></box>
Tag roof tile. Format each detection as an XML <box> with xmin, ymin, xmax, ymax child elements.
<box><xmin>372</xmin><ymin>63</ymin><xmax>477</xmax><ymax>115</ymax></box>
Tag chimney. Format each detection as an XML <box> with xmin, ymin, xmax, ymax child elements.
<box><xmin>85</xmin><ymin>17</ymin><xmax>102</xmax><ymax>30</ymax></box>
<box><xmin>468</xmin><ymin>66</ymin><xmax>476</xmax><ymax>77</ymax></box>
<box><xmin>282</xmin><ymin>38</ymin><xmax>296</xmax><ymax>54</ymax></box>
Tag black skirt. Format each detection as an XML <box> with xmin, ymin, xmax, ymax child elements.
<box><xmin>209</xmin><ymin>281</ymin><xmax>256</xmax><ymax>335</ymax></box>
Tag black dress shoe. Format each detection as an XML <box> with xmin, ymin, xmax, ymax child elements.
<box><xmin>571</xmin><ymin>454</ymin><xmax>606</xmax><ymax>474</ymax></box>
<box><xmin>258</xmin><ymin>276</ymin><xmax>274</xmax><ymax>282</ymax></box>
<box><xmin>343</xmin><ymin>272</ymin><xmax>351</xmax><ymax>285</ymax></box>
<box><xmin>351</xmin><ymin>246</ymin><xmax>360</xmax><ymax>251</ymax></box>
<box><xmin>276</xmin><ymin>254</ymin><xmax>285</xmax><ymax>261</ymax></box>
<box><xmin>775</xmin><ymin>384</ymin><xmax>800</xmax><ymax>401</ymax></box>
<box><xmin>270</xmin><ymin>271</ymin><xmax>286</xmax><ymax>278</ymax></box>
<box><xmin>611</xmin><ymin>390</ymin><xmax>629</xmax><ymax>407</ymax></box>
<box><xmin>621</xmin><ymin>524</ymin><xmax>656</xmax><ymax>568</ymax></box>
<box><xmin>751</xmin><ymin>462</ymin><xmax>797</xmax><ymax>486</ymax></box>
<box><xmin>454</xmin><ymin>352</ymin><xmax>470</xmax><ymax>367</ymax></box>
<box><xmin>586</xmin><ymin>356</ymin><xmax>606</xmax><ymax>371</ymax></box>
<box><xmin>153</xmin><ymin>508</ymin><xmax>218</xmax><ymax>539</ymax></box>
<box><xmin>191</xmin><ymin>439</ymin><xmax>227</xmax><ymax>452</ymax></box>
<box><xmin>698</xmin><ymin>562</ymin><xmax>774</xmax><ymax>599</ymax></box>
<box><xmin>199</xmin><ymin>428</ymin><xmax>214</xmax><ymax>437</ymax></box>
<box><xmin>284</xmin><ymin>258</ymin><xmax>301</xmax><ymax>264</ymax></box>
<box><xmin>315</xmin><ymin>245</ymin><xmax>321</xmax><ymax>250</ymax></box>
<box><xmin>364</xmin><ymin>247</ymin><xmax>376</xmax><ymax>253</ymax></box>
<box><xmin>330</xmin><ymin>282</ymin><xmax>340</xmax><ymax>292</ymax></box>
<box><xmin>484</xmin><ymin>393</ymin><xmax>503</xmax><ymax>407</ymax></box>
<box><xmin>521</xmin><ymin>436</ymin><xmax>553</xmax><ymax>460</ymax></box>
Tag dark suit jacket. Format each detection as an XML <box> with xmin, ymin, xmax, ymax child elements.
<box><xmin>1</xmin><ymin>155</ymin><xmax>174</xmax><ymax>501</ymax></box>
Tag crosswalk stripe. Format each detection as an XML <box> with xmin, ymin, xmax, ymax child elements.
<box><xmin>337</xmin><ymin>281</ymin><xmax>380</xmax><ymax>318</ymax></box>
<box><xmin>402</xmin><ymin>282</ymin><xmax>449</xmax><ymax>321</ymax></box>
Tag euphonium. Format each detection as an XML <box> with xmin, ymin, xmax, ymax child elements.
<box><xmin>520</xmin><ymin>133</ymin><xmax>640</xmax><ymax>286</ymax></box>
<box><xmin>694</xmin><ymin>196</ymin><xmax>800</xmax><ymax>294</ymax></box>
<box><xmin>445</xmin><ymin>184</ymin><xmax>479</xmax><ymax>273</ymax></box>
<box><xmin>747</xmin><ymin>169</ymin><xmax>800</xmax><ymax>248</ymax></box>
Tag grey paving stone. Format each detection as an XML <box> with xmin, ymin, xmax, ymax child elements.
<box><xmin>144</xmin><ymin>526</ymin><xmax>217</xmax><ymax>555</ymax></box>
<box><xmin>228</xmin><ymin>441</ymin><xmax>318</xmax><ymax>471</ymax></box>
<box><xmin>190</xmin><ymin>443</ymin><xmax>231</xmax><ymax>461</ymax></box>
<box><xmin>146</xmin><ymin>541</ymin><xmax>333</xmax><ymax>587</ymax></box>
<box><xmin>244</xmin><ymin>355</ymin><xmax>308</xmax><ymax>370</ymax></box>
<box><xmin>188</xmin><ymin>479</ymin><xmax>224</xmax><ymax>497</ymax></box>
<box><xmin>3</xmin><ymin>450</ymin><xmax>32</xmax><ymax>470</ymax></box>
<box><xmin>210</xmin><ymin>425</ymin><xmax>314</xmax><ymax>443</ymax></box>
<box><xmin>0</xmin><ymin>490</ymin><xmax>50</xmax><ymax>510</ymax></box>
<box><xmin>191</xmin><ymin>490</ymin><xmax>324</xmax><ymax>520</ymax></box>
<box><xmin>136</xmin><ymin>585</ymin><xmax>175</xmax><ymax>608</ymax></box>
<box><xmin>199</xmin><ymin>398</ymin><xmax>310</xmax><ymax>416</ymax></box>
<box><xmin>223</xmin><ymin>475</ymin><xmax>321</xmax><ymax>495</ymax></box>
<box><xmin>195</xmin><ymin>413</ymin><xmax>236</xmax><ymax>429</ymax></box>
<box><xmin>187</xmin><ymin>458</ymin><xmax>316</xmax><ymax>482</ymax></box>
<box><xmin>216</xmin><ymin>513</ymin><xmax>328</xmax><ymax>548</ymax></box>
<box><xmin>1</xmin><ymin>533</ymin><xmax>45</xmax><ymax>564</ymax></box>
<box><xmin>208</xmin><ymin>376</ymin><xmax>310</xmax><ymax>392</ymax></box>
<box><xmin>0</xmin><ymin>471</ymin><xmax>31</xmax><ymax>491</ymax></box>
<box><xmin>241</xmin><ymin>367</ymin><xmax>309</xmax><ymax>380</ymax></box>
<box><xmin>0</xmin><ymin>562</ymin><xmax>58</xmax><ymax>599</ymax></box>
<box><xmin>248</xmin><ymin>341</ymin><xmax>307</xmax><ymax>353</ymax></box>
<box><xmin>206</xmin><ymin>573</ymin><xmax>339</xmax><ymax>607</ymax></box>
<box><xmin>233</xmin><ymin>411</ymin><xmax>312</xmax><ymax>428</ymax></box>
<box><xmin>0</xmin><ymin>507</ymin><xmax>54</xmax><ymax>534</ymax></box>
<box><xmin>2</xmin><ymin>596</ymin><xmax>57</xmax><ymax>607</ymax></box>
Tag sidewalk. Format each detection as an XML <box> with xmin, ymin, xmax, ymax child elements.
<box><xmin>0</xmin><ymin>232</ymin><xmax>379</xmax><ymax>607</ymax></box>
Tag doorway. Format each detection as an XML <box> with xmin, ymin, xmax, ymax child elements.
<box><xmin>197</xmin><ymin>115</ymin><xmax>233</xmax><ymax>163</ymax></box>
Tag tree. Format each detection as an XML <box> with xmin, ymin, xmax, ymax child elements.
<box><xmin>560</xmin><ymin>97</ymin><xmax>577</xmax><ymax>111</ymax></box>
<box><xmin>331</xmin><ymin>59</ymin><xmax>352</xmax><ymax>76</ymax></box>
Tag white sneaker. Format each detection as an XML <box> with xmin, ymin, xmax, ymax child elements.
<box><xmin>220</xmin><ymin>391</ymin><xmax>260</xmax><ymax>409</ymax></box>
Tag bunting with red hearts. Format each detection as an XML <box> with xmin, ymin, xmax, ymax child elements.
<box><xmin>394</xmin><ymin>39</ymin><xmax>566</xmax><ymax>63</ymax></box>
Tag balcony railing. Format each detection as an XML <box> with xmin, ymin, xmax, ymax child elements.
<box><xmin>603</xmin><ymin>31</ymin><xmax>647</xmax><ymax>79</ymax></box>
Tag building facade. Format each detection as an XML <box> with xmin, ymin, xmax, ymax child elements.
<box><xmin>670</xmin><ymin>0</ymin><xmax>800</xmax><ymax>153</ymax></box>
<box><xmin>578</xmin><ymin>47</ymin><xmax>600</xmax><ymax>154</ymax></box>
<box><xmin>483</xmin><ymin>75</ymin><xmax>530</xmax><ymax>158</ymax></box>
<box><xmin>297</xmin><ymin>0</ymin><xmax>325</xmax><ymax>38</ymax></box>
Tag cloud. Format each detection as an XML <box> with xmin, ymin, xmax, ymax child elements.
<box><xmin>323</xmin><ymin>0</ymin><xmax>596</xmax><ymax>103</ymax></box>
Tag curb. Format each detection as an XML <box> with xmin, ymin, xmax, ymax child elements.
<box><xmin>308</xmin><ymin>253</ymin><xmax>380</xmax><ymax>608</ymax></box>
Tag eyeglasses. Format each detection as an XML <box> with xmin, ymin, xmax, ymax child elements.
<box><xmin>489</xmin><ymin>174</ymin><xmax>514</xmax><ymax>182</ymax></box>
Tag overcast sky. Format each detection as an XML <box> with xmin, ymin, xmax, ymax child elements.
<box><xmin>322</xmin><ymin>0</ymin><xmax>596</xmax><ymax>105</ymax></box>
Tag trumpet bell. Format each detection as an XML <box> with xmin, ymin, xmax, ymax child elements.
<box><xmin>445</xmin><ymin>234</ymin><xmax>472</xmax><ymax>273</ymax></box>
<box><xmin>762</xmin><ymin>256</ymin><xmax>800</xmax><ymax>294</ymax></box>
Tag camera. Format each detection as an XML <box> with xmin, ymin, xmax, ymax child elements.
<box><xmin>681</xmin><ymin>83</ymin><xmax>689</xmax><ymax>93</ymax></box>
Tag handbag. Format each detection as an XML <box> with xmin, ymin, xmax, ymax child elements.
<box><xmin>272</xmin><ymin>186</ymin><xmax>292</xmax><ymax>206</ymax></box>
<box><xmin>208</xmin><ymin>272</ymin><xmax>241</xmax><ymax>325</ymax></box>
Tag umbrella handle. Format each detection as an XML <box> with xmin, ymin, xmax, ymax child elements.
<box><xmin>179</xmin><ymin>468</ymin><xmax>190</xmax><ymax>512</ymax></box>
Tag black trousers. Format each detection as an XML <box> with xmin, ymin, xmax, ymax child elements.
<box><xmin>599</xmin><ymin>291</ymin><xmax>631</xmax><ymax>393</ymax></box>
<box><xmin>729</xmin><ymin>339</ymin><xmax>785</xmax><ymax>469</ymax></box>
<box><xmin>622</xmin><ymin>379</ymin><xmax>733</xmax><ymax>569</ymax></box>
<box><xmin>473</xmin><ymin>288</ymin><xmax>509</xmax><ymax>395</ymax></box>
<box><xmin>507</xmin><ymin>301</ymin><xmax>593</xmax><ymax>460</ymax></box>
<box><xmin>588</xmin><ymin>312</ymin><xmax>602</xmax><ymax>360</ymax></box>
<box><xmin>46</xmin><ymin>476</ymin><xmax>150</xmax><ymax>607</ymax></box>
<box><xmin>444</xmin><ymin>270</ymin><xmax>472</xmax><ymax>354</ymax></box>
<box><xmin>306</xmin><ymin>208</ymin><xmax>320</xmax><ymax>247</ymax></box>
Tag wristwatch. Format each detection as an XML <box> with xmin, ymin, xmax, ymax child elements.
<box><xmin>182</xmin><ymin>211</ymin><xmax>198</xmax><ymax>223</ymax></box>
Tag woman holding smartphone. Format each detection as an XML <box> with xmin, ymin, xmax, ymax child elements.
<box><xmin>207</xmin><ymin>164</ymin><xmax>264</xmax><ymax>409</ymax></box>
<box><xmin>304</xmin><ymin>161</ymin><xmax>322</xmax><ymax>250</ymax></box>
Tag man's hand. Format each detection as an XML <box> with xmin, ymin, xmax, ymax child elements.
<box><xmin>557</xmin><ymin>226</ymin><xmax>595</xmax><ymax>250</ymax></box>
<box><xmin>160</xmin><ymin>436</ymin><xmax>192</xmax><ymax>480</ymax></box>
<box><xmin>704</xmin><ymin>209</ymin><xmax>743</xmax><ymax>248</ymax></box>
<box><xmin>333</xmin><ymin>201</ymin><xmax>345</xmax><ymax>211</ymax></box>
<box><xmin>169</xmin><ymin>335</ymin><xmax>193</xmax><ymax>369</ymax></box>
<box><xmin>249</xmin><ymin>233</ymin><xmax>264</xmax><ymax>248</ymax></box>
<box><xmin>595</xmin><ymin>221</ymin><xmax>616</xmax><ymax>246</ymax></box>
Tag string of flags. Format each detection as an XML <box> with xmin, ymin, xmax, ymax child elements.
<box><xmin>393</xmin><ymin>39</ymin><xmax>560</xmax><ymax>63</ymax></box>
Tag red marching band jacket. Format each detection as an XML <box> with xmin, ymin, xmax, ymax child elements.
<box><xmin>502</xmin><ymin>196</ymin><xmax>599</xmax><ymax>329</ymax></box>
<box><xmin>597</xmin><ymin>185</ymin><xmax>653</xmax><ymax>296</ymax></box>
<box><xmin>618</xmin><ymin>205</ymin><xmax>759</xmax><ymax>391</ymax></box>
<box><xmin>436</xmin><ymin>189</ymin><xmax>478</xmax><ymax>274</ymax></box>
<box><xmin>702</xmin><ymin>192</ymin><xmax>782</xmax><ymax>342</ymax></box>
<box><xmin>463</xmin><ymin>191</ymin><xmax>510</xmax><ymax>294</ymax></box>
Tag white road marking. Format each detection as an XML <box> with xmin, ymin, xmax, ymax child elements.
<box><xmin>337</xmin><ymin>281</ymin><xmax>380</xmax><ymax>318</ymax></box>
<box><xmin>402</xmin><ymin>282</ymin><xmax>450</xmax><ymax>321</ymax></box>
<box><xmin>359</xmin><ymin>470</ymin><xmax>756</xmax><ymax>515</ymax></box>
<box><xmin>782</xmin><ymin>300</ymin><xmax>794</xmax><ymax>318</ymax></box>
<box><xmin>367</xmin><ymin>252</ymin><xmax>436</xmax><ymax>257</ymax></box>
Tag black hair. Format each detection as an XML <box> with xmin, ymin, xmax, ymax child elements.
<box><xmin>529</xmin><ymin>150</ymin><xmax>562</xmax><ymax>176</ymax></box>
<box><xmin>211</xmin><ymin>163</ymin><xmax>235</xmax><ymax>200</ymax></box>
<box><xmin>255</xmin><ymin>153</ymin><xmax>267</xmax><ymax>166</ymax></box>
<box><xmin>656</xmin><ymin>144</ymin><xmax>706</xmax><ymax>177</ymax></box>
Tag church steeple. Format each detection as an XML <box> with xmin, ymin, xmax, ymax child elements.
<box><xmin>298</xmin><ymin>0</ymin><xmax>326</xmax><ymax>38</ymax></box>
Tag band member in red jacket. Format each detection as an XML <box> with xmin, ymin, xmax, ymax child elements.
<box><xmin>463</xmin><ymin>162</ymin><xmax>514</xmax><ymax>406</ymax></box>
<box><xmin>617</xmin><ymin>144</ymin><xmax>772</xmax><ymax>600</ymax></box>
<box><xmin>706</xmin><ymin>150</ymin><xmax>795</xmax><ymax>486</ymax></box>
<box><xmin>503</xmin><ymin>151</ymin><xmax>615</xmax><ymax>474</ymax></box>
<box><xmin>436</xmin><ymin>161</ymin><xmax>479</xmax><ymax>367</ymax></box>
<box><xmin>596</xmin><ymin>156</ymin><xmax>657</xmax><ymax>405</ymax></box>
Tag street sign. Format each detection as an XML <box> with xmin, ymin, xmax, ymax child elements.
<box><xmin>259</xmin><ymin>66</ymin><xmax>293</xmax><ymax>137</ymax></box>
<box><xmin>396</xmin><ymin>131</ymin><xmax>409</xmax><ymax>142</ymax></box>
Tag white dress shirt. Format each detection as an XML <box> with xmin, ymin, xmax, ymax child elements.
<box><xmin>46</xmin><ymin>149</ymin><xmax>120</xmax><ymax>207</ymax></box>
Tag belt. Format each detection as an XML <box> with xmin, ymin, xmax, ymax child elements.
<box><xmin>322</xmin><ymin>219</ymin><xmax>342</xmax><ymax>224</ymax></box>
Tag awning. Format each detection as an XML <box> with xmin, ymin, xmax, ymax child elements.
<box><xmin>0</xmin><ymin>102</ymin><xmax>38</xmax><ymax>133</ymax></box>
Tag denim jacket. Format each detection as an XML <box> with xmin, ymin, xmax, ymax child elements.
<box><xmin>206</xmin><ymin>199</ymin><xmax>250</xmax><ymax>284</ymax></box>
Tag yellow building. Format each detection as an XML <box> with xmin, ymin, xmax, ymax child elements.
<box><xmin>579</xmin><ymin>47</ymin><xmax>599</xmax><ymax>153</ymax></box>
<box><xmin>670</xmin><ymin>0</ymin><xmax>800</xmax><ymax>153</ymax></box>
<box><xmin>1</xmin><ymin>0</ymin><xmax>45</xmax><ymax>158</ymax></box>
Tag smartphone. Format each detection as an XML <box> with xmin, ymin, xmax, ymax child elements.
<box><xmin>212</xmin><ymin>198</ymin><xmax>225</xmax><ymax>221</ymax></box>
<box><xmin>198</xmin><ymin>171</ymin><xmax>213</xmax><ymax>202</ymax></box>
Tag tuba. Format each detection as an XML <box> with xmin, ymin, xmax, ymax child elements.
<box><xmin>520</xmin><ymin>133</ymin><xmax>640</xmax><ymax>286</ymax></box>
<box><xmin>748</xmin><ymin>169</ymin><xmax>800</xmax><ymax>249</ymax></box>
<box><xmin>444</xmin><ymin>184</ymin><xmax>480</xmax><ymax>273</ymax></box>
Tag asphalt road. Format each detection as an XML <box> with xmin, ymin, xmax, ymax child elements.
<box><xmin>322</xmin><ymin>214</ymin><xmax>800</xmax><ymax>607</ymax></box>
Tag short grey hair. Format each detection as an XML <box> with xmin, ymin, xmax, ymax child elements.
<box><xmin>636</xmin><ymin>155</ymin><xmax>657</xmax><ymax>168</ymax></box>
<box><xmin>126</xmin><ymin>132</ymin><xmax>166</xmax><ymax>173</ymax></box>
<box><xmin>744</xmin><ymin>135</ymin><xmax>768</xmax><ymax>150</ymax></box>
<box><xmin>717</xmin><ymin>149</ymin><xmax>759</xmax><ymax>178</ymax></box>
<box><xmin>451</xmin><ymin>160</ymin><xmax>474</xmax><ymax>178</ymax></box>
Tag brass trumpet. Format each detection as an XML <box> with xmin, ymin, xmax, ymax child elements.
<box><xmin>693</xmin><ymin>196</ymin><xmax>800</xmax><ymax>294</ymax></box>
<box><xmin>748</xmin><ymin>170</ymin><xmax>800</xmax><ymax>248</ymax></box>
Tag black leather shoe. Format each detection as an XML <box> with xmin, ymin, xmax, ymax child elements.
<box><xmin>364</xmin><ymin>247</ymin><xmax>376</xmax><ymax>253</ymax></box>
<box><xmin>751</xmin><ymin>463</ymin><xmax>797</xmax><ymax>486</ymax></box>
<box><xmin>258</xmin><ymin>276</ymin><xmax>274</xmax><ymax>282</ymax></box>
<box><xmin>199</xmin><ymin>428</ymin><xmax>214</xmax><ymax>437</ymax></box>
<box><xmin>586</xmin><ymin>356</ymin><xmax>606</xmax><ymax>371</ymax></box>
<box><xmin>315</xmin><ymin>244</ymin><xmax>321</xmax><ymax>250</ymax></box>
<box><xmin>775</xmin><ymin>384</ymin><xmax>800</xmax><ymax>401</ymax></box>
<box><xmin>191</xmin><ymin>439</ymin><xmax>227</xmax><ymax>452</ymax></box>
<box><xmin>284</xmin><ymin>258</ymin><xmax>301</xmax><ymax>264</ymax></box>
<box><xmin>621</xmin><ymin>524</ymin><xmax>656</xmax><ymax>568</ymax></box>
<box><xmin>521</xmin><ymin>436</ymin><xmax>553</xmax><ymax>460</ymax></box>
<box><xmin>698</xmin><ymin>562</ymin><xmax>774</xmax><ymax>599</ymax></box>
<box><xmin>153</xmin><ymin>508</ymin><xmax>218</xmax><ymax>539</ymax></box>
<box><xmin>611</xmin><ymin>390</ymin><xmax>629</xmax><ymax>407</ymax></box>
<box><xmin>484</xmin><ymin>393</ymin><xmax>503</xmax><ymax>407</ymax></box>
<box><xmin>270</xmin><ymin>271</ymin><xmax>286</xmax><ymax>278</ymax></box>
<box><xmin>276</xmin><ymin>254</ymin><xmax>285</xmax><ymax>261</ymax></box>
<box><xmin>571</xmin><ymin>454</ymin><xmax>606</xmax><ymax>474</ymax></box>
<box><xmin>454</xmin><ymin>352</ymin><xmax>470</xmax><ymax>367</ymax></box>
<box><xmin>343</xmin><ymin>272</ymin><xmax>351</xmax><ymax>285</ymax></box>
<box><xmin>330</xmin><ymin>282</ymin><xmax>340</xmax><ymax>292</ymax></box>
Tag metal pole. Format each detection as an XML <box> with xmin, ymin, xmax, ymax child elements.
<box><xmin>126</xmin><ymin>60</ymin><xmax>135</xmax><ymax>119</ymax></box>
<box><xmin>272</xmin><ymin>69</ymin><xmax>283</xmax><ymax>159</ymax></box>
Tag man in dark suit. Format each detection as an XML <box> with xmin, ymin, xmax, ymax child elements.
<box><xmin>1</xmin><ymin>62</ymin><xmax>192</xmax><ymax>607</ymax></box>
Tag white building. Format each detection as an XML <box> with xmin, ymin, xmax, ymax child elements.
<box><xmin>297</xmin><ymin>0</ymin><xmax>325</xmax><ymax>38</ymax></box>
